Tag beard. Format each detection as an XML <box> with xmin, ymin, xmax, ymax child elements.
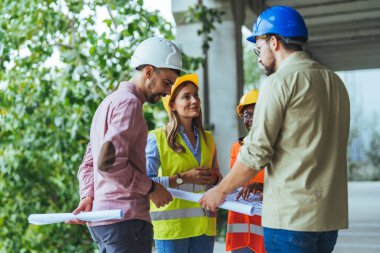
<box><xmin>146</xmin><ymin>93</ymin><xmax>166</xmax><ymax>103</ymax></box>
<box><xmin>262</xmin><ymin>58</ymin><xmax>276</xmax><ymax>76</ymax></box>
<box><xmin>263</xmin><ymin>62</ymin><xmax>276</xmax><ymax>76</ymax></box>
<box><xmin>261</xmin><ymin>50</ymin><xmax>276</xmax><ymax>76</ymax></box>
<box><xmin>145</xmin><ymin>78</ymin><xmax>166</xmax><ymax>104</ymax></box>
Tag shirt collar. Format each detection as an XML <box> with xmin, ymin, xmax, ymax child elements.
<box><xmin>277</xmin><ymin>51</ymin><xmax>310</xmax><ymax>72</ymax></box>
<box><xmin>118</xmin><ymin>81</ymin><xmax>146</xmax><ymax>104</ymax></box>
<box><xmin>179</xmin><ymin>124</ymin><xmax>200</xmax><ymax>136</ymax></box>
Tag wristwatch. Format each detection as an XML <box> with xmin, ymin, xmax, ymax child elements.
<box><xmin>176</xmin><ymin>173</ymin><xmax>184</xmax><ymax>185</ymax></box>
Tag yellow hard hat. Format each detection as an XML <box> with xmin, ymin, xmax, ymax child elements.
<box><xmin>162</xmin><ymin>73</ymin><xmax>199</xmax><ymax>112</ymax></box>
<box><xmin>236</xmin><ymin>89</ymin><xmax>259</xmax><ymax>117</ymax></box>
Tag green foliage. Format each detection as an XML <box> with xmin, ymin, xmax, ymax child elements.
<box><xmin>184</xmin><ymin>3</ymin><xmax>225</xmax><ymax>53</ymax></box>
<box><xmin>183</xmin><ymin>2</ymin><xmax>225</xmax><ymax>128</ymax></box>
<box><xmin>243</xmin><ymin>42</ymin><xmax>261</xmax><ymax>91</ymax></box>
<box><xmin>181</xmin><ymin>53</ymin><xmax>204</xmax><ymax>74</ymax></box>
<box><xmin>0</xmin><ymin>0</ymin><xmax>176</xmax><ymax>251</ymax></box>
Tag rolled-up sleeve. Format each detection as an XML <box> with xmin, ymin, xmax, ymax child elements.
<box><xmin>238</xmin><ymin>77</ymin><xmax>288</xmax><ymax>170</ymax></box>
<box><xmin>98</xmin><ymin>98</ymin><xmax>152</xmax><ymax>195</ymax></box>
<box><xmin>146</xmin><ymin>133</ymin><xmax>170</xmax><ymax>188</ymax></box>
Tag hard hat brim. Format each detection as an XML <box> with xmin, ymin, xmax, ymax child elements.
<box><xmin>247</xmin><ymin>35</ymin><xmax>256</xmax><ymax>43</ymax></box>
<box><xmin>162</xmin><ymin>73</ymin><xmax>199</xmax><ymax>113</ymax></box>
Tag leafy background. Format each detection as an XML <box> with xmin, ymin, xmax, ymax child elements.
<box><xmin>0</xmin><ymin>0</ymin><xmax>237</xmax><ymax>251</ymax></box>
<box><xmin>0</xmin><ymin>0</ymin><xmax>179</xmax><ymax>251</ymax></box>
<box><xmin>2</xmin><ymin>0</ymin><xmax>377</xmax><ymax>252</ymax></box>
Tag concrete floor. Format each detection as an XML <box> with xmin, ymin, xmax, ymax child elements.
<box><xmin>333</xmin><ymin>181</ymin><xmax>380</xmax><ymax>253</ymax></box>
<box><xmin>214</xmin><ymin>181</ymin><xmax>380</xmax><ymax>253</ymax></box>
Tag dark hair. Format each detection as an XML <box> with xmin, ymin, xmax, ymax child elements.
<box><xmin>135</xmin><ymin>64</ymin><xmax>181</xmax><ymax>76</ymax></box>
<box><xmin>276</xmin><ymin>35</ymin><xmax>304</xmax><ymax>51</ymax></box>
<box><xmin>264</xmin><ymin>34</ymin><xmax>304</xmax><ymax>51</ymax></box>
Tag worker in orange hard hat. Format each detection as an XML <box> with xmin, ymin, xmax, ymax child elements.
<box><xmin>226</xmin><ymin>89</ymin><xmax>266</xmax><ymax>253</ymax></box>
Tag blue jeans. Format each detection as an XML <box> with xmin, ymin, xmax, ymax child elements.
<box><xmin>263</xmin><ymin>227</ymin><xmax>338</xmax><ymax>253</ymax></box>
<box><xmin>232</xmin><ymin>247</ymin><xmax>255</xmax><ymax>253</ymax></box>
<box><xmin>155</xmin><ymin>234</ymin><xmax>215</xmax><ymax>253</ymax></box>
<box><xmin>89</xmin><ymin>219</ymin><xmax>153</xmax><ymax>253</ymax></box>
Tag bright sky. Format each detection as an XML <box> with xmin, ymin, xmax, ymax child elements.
<box><xmin>144</xmin><ymin>0</ymin><xmax>174</xmax><ymax>23</ymax></box>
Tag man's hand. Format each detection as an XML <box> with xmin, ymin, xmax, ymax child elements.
<box><xmin>199</xmin><ymin>185</ymin><xmax>227</xmax><ymax>212</ymax></box>
<box><xmin>149</xmin><ymin>182</ymin><xmax>173</xmax><ymax>208</ymax></box>
<box><xmin>65</xmin><ymin>196</ymin><xmax>93</xmax><ymax>225</ymax></box>
<box><xmin>200</xmin><ymin>160</ymin><xmax>259</xmax><ymax>212</ymax></box>
<box><xmin>236</xmin><ymin>182</ymin><xmax>264</xmax><ymax>200</ymax></box>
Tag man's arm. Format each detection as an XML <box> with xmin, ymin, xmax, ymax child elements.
<box><xmin>78</xmin><ymin>143</ymin><xmax>94</xmax><ymax>200</ymax></box>
<box><xmin>97</xmin><ymin>99</ymin><xmax>153</xmax><ymax>194</ymax></box>
<box><xmin>199</xmin><ymin>160</ymin><xmax>259</xmax><ymax>212</ymax></box>
<box><xmin>145</xmin><ymin>132</ymin><xmax>173</xmax><ymax>207</ymax></box>
<box><xmin>200</xmin><ymin>77</ymin><xmax>288</xmax><ymax>211</ymax></box>
<box><xmin>99</xmin><ymin>98</ymin><xmax>172</xmax><ymax>206</ymax></box>
<box><xmin>66</xmin><ymin>143</ymin><xmax>94</xmax><ymax>225</ymax></box>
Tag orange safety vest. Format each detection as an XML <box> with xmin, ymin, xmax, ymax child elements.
<box><xmin>226</xmin><ymin>140</ymin><xmax>266</xmax><ymax>253</ymax></box>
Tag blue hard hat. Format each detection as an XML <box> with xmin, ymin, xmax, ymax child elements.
<box><xmin>247</xmin><ymin>6</ymin><xmax>308</xmax><ymax>43</ymax></box>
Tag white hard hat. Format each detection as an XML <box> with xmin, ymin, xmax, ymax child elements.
<box><xmin>130</xmin><ymin>37</ymin><xmax>183</xmax><ymax>71</ymax></box>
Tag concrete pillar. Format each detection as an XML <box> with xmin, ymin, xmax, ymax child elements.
<box><xmin>172</xmin><ymin>0</ymin><xmax>244</xmax><ymax>175</ymax></box>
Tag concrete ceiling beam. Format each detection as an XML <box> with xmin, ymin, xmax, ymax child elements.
<box><xmin>309</xmin><ymin>28</ymin><xmax>380</xmax><ymax>42</ymax></box>
<box><xmin>298</xmin><ymin>0</ymin><xmax>380</xmax><ymax>18</ymax></box>
<box><xmin>309</xmin><ymin>18</ymin><xmax>380</xmax><ymax>34</ymax></box>
<box><xmin>266</xmin><ymin>0</ymin><xmax>350</xmax><ymax>8</ymax></box>
<box><xmin>306</xmin><ymin>9</ymin><xmax>380</xmax><ymax>26</ymax></box>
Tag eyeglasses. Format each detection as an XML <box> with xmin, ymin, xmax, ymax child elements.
<box><xmin>253</xmin><ymin>37</ymin><xmax>270</xmax><ymax>57</ymax></box>
<box><xmin>243</xmin><ymin>111</ymin><xmax>253</xmax><ymax>120</ymax></box>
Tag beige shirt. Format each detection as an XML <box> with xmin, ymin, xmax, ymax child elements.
<box><xmin>238</xmin><ymin>51</ymin><xmax>350</xmax><ymax>231</ymax></box>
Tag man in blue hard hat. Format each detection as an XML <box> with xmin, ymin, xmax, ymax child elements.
<box><xmin>200</xmin><ymin>6</ymin><xmax>350</xmax><ymax>253</ymax></box>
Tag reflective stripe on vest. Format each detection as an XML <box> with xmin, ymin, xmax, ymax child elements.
<box><xmin>150</xmin><ymin>207</ymin><xmax>215</xmax><ymax>221</ymax></box>
<box><xmin>150</xmin><ymin>128</ymin><xmax>216</xmax><ymax>239</ymax></box>
<box><xmin>178</xmin><ymin>183</ymin><xmax>206</xmax><ymax>192</ymax></box>
<box><xmin>250</xmin><ymin>224</ymin><xmax>264</xmax><ymax>236</ymax></box>
<box><xmin>227</xmin><ymin>223</ymin><xmax>263</xmax><ymax>236</ymax></box>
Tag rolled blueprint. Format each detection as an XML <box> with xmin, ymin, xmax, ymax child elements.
<box><xmin>28</xmin><ymin>209</ymin><xmax>124</xmax><ymax>225</ymax></box>
<box><xmin>168</xmin><ymin>188</ymin><xmax>262</xmax><ymax>216</ymax></box>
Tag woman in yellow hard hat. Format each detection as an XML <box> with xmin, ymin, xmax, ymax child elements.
<box><xmin>226</xmin><ymin>89</ymin><xmax>266</xmax><ymax>253</ymax></box>
<box><xmin>145</xmin><ymin>73</ymin><xmax>221</xmax><ymax>253</ymax></box>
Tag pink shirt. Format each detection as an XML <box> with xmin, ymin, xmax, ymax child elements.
<box><xmin>78</xmin><ymin>82</ymin><xmax>153</xmax><ymax>226</ymax></box>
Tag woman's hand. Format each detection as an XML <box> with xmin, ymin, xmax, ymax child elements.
<box><xmin>182</xmin><ymin>167</ymin><xmax>215</xmax><ymax>185</ymax></box>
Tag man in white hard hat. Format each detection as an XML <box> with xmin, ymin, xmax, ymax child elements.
<box><xmin>66</xmin><ymin>37</ymin><xmax>183</xmax><ymax>253</ymax></box>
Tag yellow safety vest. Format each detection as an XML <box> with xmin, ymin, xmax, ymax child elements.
<box><xmin>150</xmin><ymin>128</ymin><xmax>216</xmax><ymax>240</ymax></box>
